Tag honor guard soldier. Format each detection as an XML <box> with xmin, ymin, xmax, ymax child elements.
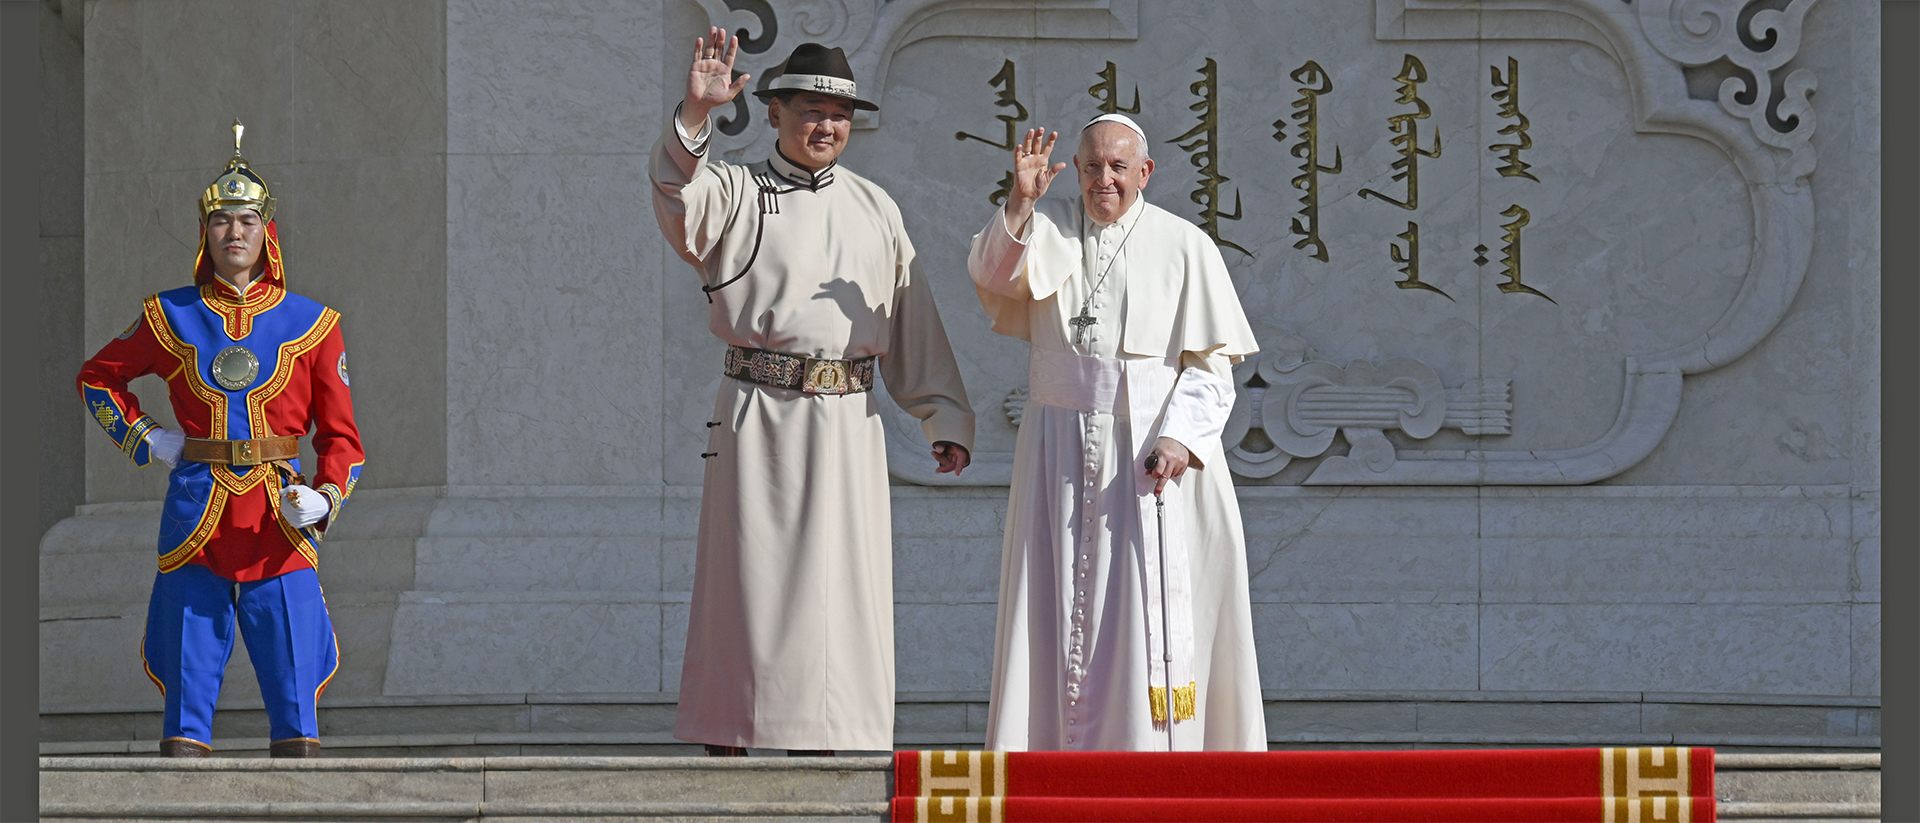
<box><xmin>76</xmin><ymin>122</ymin><xmax>366</xmax><ymax>758</ymax></box>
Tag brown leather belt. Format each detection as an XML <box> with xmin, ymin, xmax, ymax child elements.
<box><xmin>183</xmin><ymin>435</ymin><xmax>299</xmax><ymax>466</ymax></box>
<box><xmin>724</xmin><ymin>345</ymin><xmax>875</xmax><ymax>395</ymax></box>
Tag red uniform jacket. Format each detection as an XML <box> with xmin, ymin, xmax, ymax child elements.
<box><xmin>77</xmin><ymin>225</ymin><xmax>365</xmax><ymax>581</ymax></box>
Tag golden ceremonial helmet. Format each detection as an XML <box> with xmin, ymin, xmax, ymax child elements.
<box><xmin>199</xmin><ymin>119</ymin><xmax>275</xmax><ymax>222</ymax></box>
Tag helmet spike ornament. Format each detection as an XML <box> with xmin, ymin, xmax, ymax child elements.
<box><xmin>199</xmin><ymin>118</ymin><xmax>275</xmax><ymax>222</ymax></box>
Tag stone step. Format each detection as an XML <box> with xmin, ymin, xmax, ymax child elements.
<box><xmin>41</xmin><ymin>752</ymin><xmax>1879</xmax><ymax>822</ymax></box>
<box><xmin>39</xmin><ymin>756</ymin><xmax>893</xmax><ymax>822</ymax></box>
<box><xmin>38</xmin><ymin>691</ymin><xmax>1884</xmax><ymax>754</ymax></box>
<box><xmin>1717</xmin><ymin>753</ymin><xmax>1882</xmax><ymax>821</ymax></box>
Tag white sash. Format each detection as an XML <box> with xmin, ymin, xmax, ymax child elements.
<box><xmin>1027</xmin><ymin>347</ymin><xmax>1126</xmax><ymax>416</ymax></box>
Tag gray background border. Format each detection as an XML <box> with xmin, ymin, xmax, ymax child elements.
<box><xmin>1878</xmin><ymin>2</ymin><xmax>1913</xmax><ymax>819</ymax></box>
<box><xmin>3</xmin><ymin>1</ymin><xmax>43</xmax><ymax>819</ymax></box>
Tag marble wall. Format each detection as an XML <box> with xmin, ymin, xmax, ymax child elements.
<box><xmin>40</xmin><ymin>0</ymin><xmax>1879</xmax><ymax>751</ymax></box>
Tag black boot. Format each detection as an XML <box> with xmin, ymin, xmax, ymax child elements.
<box><xmin>159</xmin><ymin>738</ymin><xmax>211</xmax><ymax>758</ymax></box>
<box><xmin>704</xmin><ymin>744</ymin><xmax>749</xmax><ymax>756</ymax></box>
<box><xmin>269</xmin><ymin>738</ymin><xmax>322</xmax><ymax>758</ymax></box>
<box><xmin>787</xmin><ymin>749</ymin><xmax>835</xmax><ymax>757</ymax></box>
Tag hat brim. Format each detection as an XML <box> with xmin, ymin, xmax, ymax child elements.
<box><xmin>753</xmin><ymin>88</ymin><xmax>879</xmax><ymax>112</ymax></box>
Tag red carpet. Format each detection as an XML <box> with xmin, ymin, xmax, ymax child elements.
<box><xmin>893</xmin><ymin>748</ymin><xmax>1715</xmax><ymax>822</ymax></box>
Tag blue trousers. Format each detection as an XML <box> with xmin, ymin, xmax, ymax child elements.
<box><xmin>142</xmin><ymin>564</ymin><xmax>338</xmax><ymax>745</ymax></box>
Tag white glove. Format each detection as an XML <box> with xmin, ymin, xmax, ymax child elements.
<box><xmin>280</xmin><ymin>484</ymin><xmax>331</xmax><ymax>529</ymax></box>
<box><xmin>145</xmin><ymin>427</ymin><xmax>185</xmax><ymax>469</ymax></box>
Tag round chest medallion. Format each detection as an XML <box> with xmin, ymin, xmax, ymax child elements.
<box><xmin>211</xmin><ymin>345</ymin><xmax>259</xmax><ymax>391</ymax></box>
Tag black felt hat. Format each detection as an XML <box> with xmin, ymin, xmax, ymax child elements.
<box><xmin>752</xmin><ymin>42</ymin><xmax>879</xmax><ymax>112</ymax></box>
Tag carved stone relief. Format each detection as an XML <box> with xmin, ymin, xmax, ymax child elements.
<box><xmin>1223</xmin><ymin>355</ymin><xmax>1513</xmax><ymax>481</ymax></box>
<box><xmin>780</xmin><ymin>0</ymin><xmax>1823</xmax><ymax>487</ymax></box>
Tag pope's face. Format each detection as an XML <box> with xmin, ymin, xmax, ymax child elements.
<box><xmin>1075</xmin><ymin>123</ymin><xmax>1153</xmax><ymax>224</ymax></box>
<box><xmin>768</xmin><ymin>92</ymin><xmax>855</xmax><ymax>171</ymax></box>
<box><xmin>203</xmin><ymin>208</ymin><xmax>265</xmax><ymax>281</ymax></box>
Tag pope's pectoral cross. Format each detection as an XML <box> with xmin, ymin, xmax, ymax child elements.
<box><xmin>1070</xmin><ymin>308</ymin><xmax>1098</xmax><ymax>345</ymax></box>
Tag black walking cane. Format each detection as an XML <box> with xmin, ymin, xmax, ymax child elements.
<box><xmin>1146</xmin><ymin>453</ymin><xmax>1177</xmax><ymax>753</ymax></box>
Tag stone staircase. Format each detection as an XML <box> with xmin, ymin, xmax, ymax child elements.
<box><xmin>39</xmin><ymin>756</ymin><xmax>893</xmax><ymax>822</ymax></box>
<box><xmin>40</xmin><ymin>752</ymin><xmax>1879</xmax><ymax>822</ymax></box>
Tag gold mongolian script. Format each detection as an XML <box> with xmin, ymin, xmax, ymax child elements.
<box><xmin>1391</xmin><ymin>221</ymin><xmax>1452</xmax><ymax>301</ymax></box>
<box><xmin>1088</xmin><ymin>61</ymin><xmax>1140</xmax><ymax>115</ymax></box>
<box><xmin>1168</xmin><ymin>58</ymin><xmax>1248</xmax><ymax>256</ymax></box>
<box><xmin>955</xmin><ymin>60</ymin><xmax>1030</xmax><ymax>205</ymax></box>
<box><xmin>1496</xmin><ymin>204</ymin><xmax>1554</xmax><ymax>302</ymax></box>
<box><xmin>1490</xmin><ymin>57</ymin><xmax>1539</xmax><ymax>182</ymax></box>
<box><xmin>1280</xmin><ymin>60</ymin><xmax>1343</xmax><ymax>263</ymax></box>
<box><xmin>1358</xmin><ymin>54</ymin><xmax>1441</xmax><ymax>211</ymax></box>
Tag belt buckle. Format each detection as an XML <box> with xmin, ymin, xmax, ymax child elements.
<box><xmin>802</xmin><ymin>357</ymin><xmax>850</xmax><ymax>395</ymax></box>
<box><xmin>230</xmin><ymin>439</ymin><xmax>259</xmax><ymax>466</ymax></box>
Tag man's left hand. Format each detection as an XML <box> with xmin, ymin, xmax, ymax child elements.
<box><xmin>1146</xmin><ymin>437</ymin><xmax>1190</xmax><ymax>495</ymax></box>
<box><xmin>932</xmin><ymin>441</ymin><xmax>971</xmax><ymax>476</ymax></box>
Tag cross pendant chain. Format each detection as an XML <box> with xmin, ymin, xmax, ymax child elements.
<box><xmin>1070</xmin><ymin>307</ymin><xmax>1098</xmax><ymax>345</ymax></box>
<box><xmin>1070</xmin><ymin>210</ymin><xmax>1141</xmax><ymax>348</ymax></box>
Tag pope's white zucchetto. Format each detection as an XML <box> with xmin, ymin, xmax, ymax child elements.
<box><xmin>1082</xmin><ymin>113</ymin><xmax>1148</xmax><ymax>143</ymax></box>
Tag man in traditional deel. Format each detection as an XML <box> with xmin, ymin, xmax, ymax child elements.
<box><xmin>76</xmin><ymin>122</ymin><xmax>366</xmax><ymax>758</ymax></box>
<box><xmin>650</xmin><ymin>31</ymin><xmax>976</xmax><ymax>755</ymax></box>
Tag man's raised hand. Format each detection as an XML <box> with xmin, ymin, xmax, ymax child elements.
<box><xmin>1005</xmin><ymin>128</ymin><xmax>1067</xmax><ymax>236</ymax></box>
<box><xmin>682</xmin><ymin>26</ymin><xmax>750</xmax><ymax>131</ymax></box>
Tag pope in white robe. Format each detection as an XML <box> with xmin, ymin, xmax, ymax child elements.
<box><xmin>651</xmin><ymin>32</ymin><xmax>975</xmax><ymax>754</ymax></box>
<box><xmin>967</xmin><ymin>116</ymin><xmax>1267</xmax><ymax>751</ymax></box>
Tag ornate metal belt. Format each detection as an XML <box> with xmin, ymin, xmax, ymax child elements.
<box><xmin>182</xmin><ymin>435</ymin><xmax>299</xmax><ymax>466</ymax></box>
<box><xmin>724</xmin><ymin>345</ymin><xmax>875</xmax><ymax>395</ymax></box>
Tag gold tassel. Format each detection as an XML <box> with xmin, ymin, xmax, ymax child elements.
<box><xmin>1148</xmin><ymin>681</ymin><xmax>1198</xmax><ymax>723</ymax></box>
<box><xmin>1172</xmin><ymin>681</ymin><xmax>1196</xmax><ymax>721</ymax></box>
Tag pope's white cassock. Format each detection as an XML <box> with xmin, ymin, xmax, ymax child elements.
<box><xmin>651</xmin><ymin>112</ymin><xmax>975</xmax><ymax>751</ymax></box>
<box><xmin>969</xmin><ymin>192</ymin><xmax>1267</xmax><ymax>751</ymax></box>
